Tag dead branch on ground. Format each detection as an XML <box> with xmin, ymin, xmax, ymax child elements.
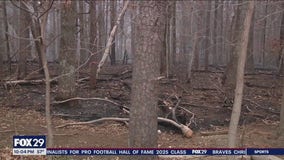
<box><xmin>159</xmin><ymin>94</ymin><xmax>196</xmax><ymax>127</ymax></box>
<box><xmin>52</xmin><ymin>97</ymin><xmax>129</xmax><ymax>110</ymax></box>
<box><xmin>244</xmin><ymin>98</ymin><xmax>279</xmax><ymax>114</ymax></box>
<box><xmin>199</xmin><ymin>130</ymin><xmax>228</xmax><ymax>136</ymax></box>
<box><xmin>1</xmin><ymin>79</ymin><xmax>49</xmax><ymax>85</ymax></box>
<box><xmin>56</xmin><ymin>117</ymin><xmax>193</xmax><ymax>138</ymax></box>
<box><xmin>178</xmin><ymin>106</ymin><xmax>196</xmax><ymax>127</ymax></box>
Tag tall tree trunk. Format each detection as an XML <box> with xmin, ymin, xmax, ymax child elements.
<box><xmin>129</xmin><ymin>2</ymin><xmax>167</xmax><ymax>160</ymax></box>
<box><xmin>262</xmin><ymin>1</ymin><xmax>268</xmax><ymax>68</ymax></box>
<box><xmin>39</xmin><ymin>1</ymin><xmax>54</xmax><ymax>148</ymax></box>
<box><xmin>96</xmin><ymin>0</ymin><xmax>129</xmax><ymax>76</ymax></box>
<box><xmin>54</xmin><ymin>4</ymin><xmax>61</xmax><ymax>61</ymax></box>
<box><xmin>278</xmin><ymin>4</ymin><xmax>284</xmax><ymax>74</ymax></box>
<box><xmin>0</xmin><ymin>3</ymin><xmax>3</xmax><ymax>78</ymax></box>
<box><xmin>204</xmin><ymin>1</ymin><xmax>211</xmax><ymax>71</ymax></box>
<box><xmin>228</xmin><ymin>0</ymin><xmax>255</xmax><ymax>147</ymax></box>
<box><xmin>105</xmin><ymin>0</ymin><xmax>109</xmax><ymax>46</ymax></box>
<box><xmin>98</xmin><ymin>0</ymin><xmax>106</xmax><ymax>57</ymax></box>
<box><xmin>30</xmin><ymin>1</ymin><xmax>44</xmax><ymax>74</ymax></box>
<box><xmin>176</xmin><ymin>1</ymin><xmax>191</xmax><ymax>82</ymax></box>
<box><xmin>17</xmin><ymin>2</ymin><xmax>30</xmax><ymax>79</ymax></box>
<box><xmin>222</xmin><ymin>2</ymin><xmax>230</xmax><ymax>64</ymax></box>
<box><xmin>120</xmin><ymin>1</ymin><xmax>126</xmax><ymax>65</ymax></box>
<box><xmin>2</xmin><ymin>1</ymin><xmax>11</xmax><ymax>73</ymax></box>
<box><xmin>89</xmin><ymin>0</ymin><xmax>98</xmax><ymax>88</ymax></box>
<box><xmin>57</xmin><ymin>1</ymin><xmax>77</xmax><ymax>102</ymax></box>
<box><xmin>161</xmin><ymin>5</ymin><xmax>169</xmax><ymax>75</ymax></box>
<box><xmin>187</xmin><ymin>32</ymin><xmax>198</xmax><ymax>83</ymax></box>
<box><xmin>280</xmin><ymin>78</ymin><xmax>284</xmax><ymax>139</ymax></box>
<box><xmin>90</xmin><ymin>0</ymin><xmax>97</xmax><ymax>54</ymax></box>
<box><xmin>216</xmin><ymin>0</ymin><xmax>224</xmax><ymax>66</ymax></box>
<box><xmin>193</xmin><ymin>2</ymin><xmax>204</xmax><ymax>70</ymax></box>
<box><xmin>245</xmin><ymin>9</ymin><xmax>255</xmax><ymax>73</ymax></box>
<box><xmin>212</xmin><ymin>1</ymin><xmax>218</xmax><ymax>66</ymax></box>
<box><xmin>171</xmin><ymin>1</ymin><xmax>176</xmax><ymax>67</ymax></box>
<box><xmin>110</xmin><ymin>0</ymin><xmax>116</xmax><ymax>65</ymax></box>
<box><xmin>280</xmin><ymin>2</ymin><xmax>284</xmax><ymax>139</ymax></box>
<box><xmin>163</xmin><ymin>2</ymin><xmax>176</xmax><ymax>77</ymax></box>
<box><xmin>0</xmin><ymin>32</ymin><xmax>2</xmax><ymax>79</ymax></box>
<box><xmin>130</xmin><ymin>4</ymin><xmax>136</xmax><ymax>63</ymax></box>
<box><xmin>222</xmin><ymin>0</ymin><xmax>242</xmax><ymax>87</ymax></box>
<box><xmin>76</xmin><ymin>0</ymin><xmax>81</xmax><ymax>70</ymax></box>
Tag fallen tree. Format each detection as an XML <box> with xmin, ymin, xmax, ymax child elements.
<box><xmin>56</xmin><ymin>117</ymin><xmax>193</xmax><ymax>138</ymax></box>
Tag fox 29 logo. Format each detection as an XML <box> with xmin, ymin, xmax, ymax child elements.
<box><xmin>13</xmin><ymin>136</ymin><xmax>46</xmax><ymax>148</ymax></box>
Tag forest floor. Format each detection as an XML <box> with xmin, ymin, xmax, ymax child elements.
<box><xmin>0</xmin><ymin>63</ymin><xmax>283</xmax><ymax>160</ymax></box>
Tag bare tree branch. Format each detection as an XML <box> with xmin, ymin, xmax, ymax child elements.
<box><xmin>96</xmin><ymin>0</ymin><xmax>130</xmax><ymax>77</ymax></box>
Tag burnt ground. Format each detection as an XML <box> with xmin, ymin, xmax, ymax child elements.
<box><xmin>0</xmin><ymin>63</ymin><xmax>283</xmax><ymax>159</ymax></box>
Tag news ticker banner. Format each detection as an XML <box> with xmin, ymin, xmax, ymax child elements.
<box><xmin>13</xmin><ymin>135</ymin><xmax>284</xmax><ymax>156</ymax></box>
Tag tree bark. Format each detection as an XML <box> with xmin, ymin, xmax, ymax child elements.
<box><xmin>2</xmin><ymin>0</ymin><xmax>11</xmax><ymax>73</ymax></box>
<box><xmin>228</xmin><ymin>0</ymin><xmax>255</xmax><ymax>147</ymax></box>
<box><xmin>130</xmin><ymin>3</ymin><xmax>136</xmax><ymax>64</ymax></box>
<box><xmin>0</xmin><ymin>38</ymin><xmax>2</xmax><ymax>80</ymax></box>
<box><xmin>280</xmin><ymin>6</ymin><xmax>284</xmax><ymax>137</ymax></box>
<box><xmin>110</xmin><ymin>0</ymin><xmax>117</xmax><ymax>65</ymax></box>
<box><xmin>262</xmin><ymin>1</ymin><xmax>268</xmax><ymax>68</ymax></box>
<box><xmin>280</xmin><ymin>76</ymin><xmax>284</xmax><ymax>139</ymax></box>
<box><xmin>187</xmin><ymin>32</ymin><xmax>198</xmax><ymax>83</ymax></box>
<box><xmin>161</xmin><ymin>4</ymin><xmax>170</xmax><ymax>76</ymax></box>
<box><xmin>204</xmin><ymin>1</ymin><xmax>211</xmax><ymax>70</ymax></box>
<box><xmin>54</xmin><ymin>3</ymin><xmax>61</xmax><ymax>61</ymax></box>
<box><xmin>129</xmin><ymin>1</ymin><xmax>167</xmax><ymax>160</ymax></box>
<box><xmin>212</xmin><ymin>1</ymin><xmax>218</xmax><ymax>66</ymax></box>
<box><xmin>98</xmin><ymin>0</ymin><xmax>106</xmax><ymax>57</ymax></box>
<box><xmin>30</xmin><ymin>1</ymin><xmax>44</xmax><ymax>74</ymax></box>
<box><xmin>57</xmin><ymin>1</ymin><xmax>77</xmax><ymax>102</ymax></box>
<box><xmin>75</xmin><ymin>0</ymin><xmax>81</xmax><ymax>70</ymax></box>
<box><xmin>216</xmin><ymin>0</ymin><xmax>224</xmax><ymax>66</ymax></box>
<box><xmin>192</xmin><ymin>4</ymin><xmax>201</xmax><ymax>70</ymax></box>
<box><xmin>39</xmin><ymin>1</ymin><xmax>54</xmax><ymax>148</ymax></box>
<box><xmin>245</xmin><ymin>9</ymin><xmax>255</xmax><ymax>73</ymax></box>
<box><xmin>222</xmin><ymin>0</ymin><xmax>242</xmax><ymax>87</ymax></box>
<box><xmin>17</xmin><ymin>1</ymin><xmax>31</xmax><ymax>79</ymax></box>
<box><xmin>90</xmin><ymin>0</ymin><xmax>97</xmax><ymax>54</ymax></box>
<box><xmin>89</xmin><ymin>0</ymin><xmax>98</xmax><ymax>88</ymax></box>
<box><xmin>171</xmin><ymin>1</ymin><xmax>176</xmax><ymax>68</ymax></box>
<box><xmin>278</xmin><ymin>3</ymin><xmax>284</xmax><ymax>74</ymax></box>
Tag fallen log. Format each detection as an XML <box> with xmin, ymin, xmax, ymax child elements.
<box><xmin>200</xmin><ymin>130</ymin><xmax>228</xmax><ymax>136</ymax></box>
<box><xmin>56</xmin><ymin>117</ymin><xmax>193</xmax><ymax>138</ymax></box>
<box><xmin>2</xmin><ymin>79</ymin><xmax>46</xmax><ymax>85</ymax></box>
<box><xmin>1</xmin><ymin>76</ymin><xmax>115</xmax><ymax>86</ymax></box>
<box><xmin>1</xmin><ymin>78</ymin><xmax>58</xmax><ymax>85</ymax></box>
<box><xmin>52</xmin><ymin>97</ymin><xmax>129</xmax><ymax>110</ymax></box>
